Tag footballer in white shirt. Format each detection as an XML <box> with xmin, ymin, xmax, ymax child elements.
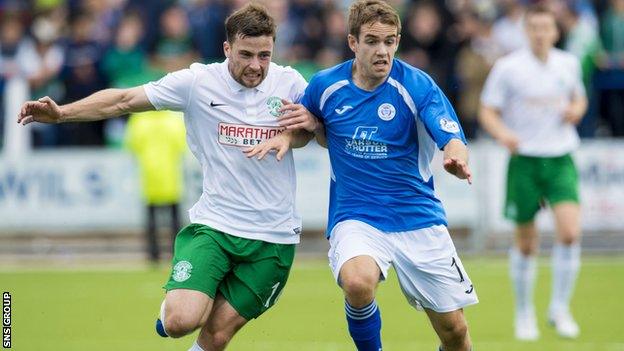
<box><xmin>480</xmin><ymin>4</ymin><xmax>587</xmax><ymax>341</ymax></box>
<box><xmin>17</xmin><ymin>4</ymin><xmax>318</xmax><ymax>351</ymax></box>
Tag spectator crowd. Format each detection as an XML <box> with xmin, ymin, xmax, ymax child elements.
<box><xmin>1</xmin><ymin>0</ymin><xmax>623</xmax><ymax>147</ymax></box>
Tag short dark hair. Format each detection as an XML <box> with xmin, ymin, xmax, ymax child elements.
<box><xmin>525</xmin><ymin>3</ymin><xmax>556</xmax><ymax>21</ymax></box>
<box><xmin>225</xmin><ymin>3</ymin><xmax>276</xmax><ymax>43</ymax></box>
<box><xmin>348</xmin><ymin>0</ymin><xmax>401</xmax><ymax>39</ymax></box>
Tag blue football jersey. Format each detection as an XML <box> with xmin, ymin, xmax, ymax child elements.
<box><xmin>301</xmin><ymin>59</ymin><xmax>466</xmax><ymax>236</ymax></box>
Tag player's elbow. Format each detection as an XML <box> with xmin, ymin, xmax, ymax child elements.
<box><xmin>291</xmin><ymin>130</ymin><xmax>314</xmax><ymax>149</ymax></box>
<box><xmin>577</xmin><ymin>97</ymin><xmax>589</xmax><ymax>117</ymax></box>
<box><xmin>314</xmin><ymin>135</ymin><xmax>328</xmax><ymax>148</ymax></box>
<box><xmin>477</xmin><ymin>105</ymin><xmax>492</xmax><ymax>124</ymax></box>
<box><xmin>119</xmin><ymin>87</ymin><xmax>151</xmax><ymax>114</ymax></box>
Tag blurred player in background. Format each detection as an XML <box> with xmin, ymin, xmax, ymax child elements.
<box><xmin>125</xmin><ymin>110</ymin><xmax>186</xmax><ymax>264</ymax></box>
<box><xmin>480</xmin><ymin>4</ymin><xmax>587</xmax><ymax>341</ymax></box>
<box><xmin>17</xmin><ymin>4</ymin><xmax>313</xmax><ymax>351</ymax></box>
<box><xmin>248</xmin><ymin>1</ymin><xmax>477</xmax><ymax>350</ymax></box>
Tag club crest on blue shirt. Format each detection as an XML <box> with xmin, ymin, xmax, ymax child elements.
<box><xmin>377</xmin><ymin>103</ymin><xmax>396</xmax><ymax>121</ymax></box>
<box><xmin>439</xmin><ymin>118</ymin><xmax>460</xmax><ymax>133</ymax></box>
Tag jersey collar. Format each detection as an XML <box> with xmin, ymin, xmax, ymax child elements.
<box><xmin>526</xmin><ymin>48</ymin><xmax>555</xmax><ymax>66</ymax></box>
<box><xmin>221</xmin><ymin>59</ymin><xmax>269</xmax><ymax>93</ymax></box>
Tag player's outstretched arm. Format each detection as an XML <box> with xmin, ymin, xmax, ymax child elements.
<box><xmin>443</xmin><ymin>139</ymin><xmax>472</xmax><ymax>184</ymax></box>
<box><xmin>17</xmin><ymin>86</ymin><xmax>154</xmax><ymax>125</ymax></box>
<box><xmin>243</xmin><ymin>129</ymin><xmax>312</xmax><ymax>161</ymax></box>
<box><xmin>478</xmin><ymin>104</ymin><xmax>519</xmax><ymax>153</ymax></box>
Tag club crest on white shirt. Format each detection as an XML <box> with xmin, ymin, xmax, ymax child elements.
<box><xmin>377</xmin><ymin>103</ymin><xmax>396</xmax><ymax>121</ymax></box>
<box><xmin>439</xmin><ymin>118</ymin><xmax>460</xmax><ymax>133</ymax></box>
<box><xmin>267</xmin><ymin>96</ymin><xmax>283</xmax><ymax>117</ymax></box>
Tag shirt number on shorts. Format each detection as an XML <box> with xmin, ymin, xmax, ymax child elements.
<box><xmin>451</xmin><ymin>257</ymin><xmax>465</xmax><ymax>283</ymax></box>
<box><xmin>264</xmin><ymin>282</ymin><xmax>281</xmax><ymax>308</ymax></box>
<box><xmin>452</xmin><ymin>257</ymin><xmax>474</xmax><ymax>294</ymax></box>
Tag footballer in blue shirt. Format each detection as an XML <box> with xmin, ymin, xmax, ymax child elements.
<box><xmin>246</xmin><ymin>1</ymin><xmax>478</xmax><ymax>350</ymax></box>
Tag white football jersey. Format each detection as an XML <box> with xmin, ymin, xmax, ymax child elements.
<box><xmin>143</xmin><ymin>60</ymin><xmax>307</xmax><ymax>244</ymax></box>
<box><xmin>481</xmin><ymin>48</ymin><xmax>585</xmax><ymax>157</ymax></box>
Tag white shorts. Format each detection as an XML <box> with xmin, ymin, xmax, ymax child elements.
<box><xmin>328</xmin><ymin>220</ymin><xmax>478</xmax><ymax>313</ymax></box>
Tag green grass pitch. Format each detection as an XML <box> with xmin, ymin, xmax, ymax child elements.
<box><xmin>2</xmin><ymin>257</ymin><xmax>623</xmax><ymax>351</ymax></box>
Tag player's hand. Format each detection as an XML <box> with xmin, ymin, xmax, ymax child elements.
<box><xmin>277</xmin><ymin>99</ymin><xmax>320</xmax><ymax>132</ymax></box>
<box><xmin>563</xmin><ymin>104</ymin><xmax>584</xmax><ymax>125</ymax></box>
<box><xmin>497</xmin><ymin>133</ymin><xmax>519</xmax><ymax>154</ymax></box>
<box><xmin>242</xmin><ymin>132</ymin><xmax>292</xmax><ymax>161</ymax></box>
<box><xmin>443</xmin><ymin>157</ymin><xmax>473</xmax><ymax>184</ymax></box>
<box><xmin>17</xmin><ymin>96</ymin><xmax>63</xmax><ymax>125</ymax></box>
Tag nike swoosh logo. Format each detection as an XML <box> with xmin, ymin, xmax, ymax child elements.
<box><xmin>335</xmin><ymin>105</ymin><xmax>353</xmax><ymax>115</ymax></box>
<box><xmin>210</xmin><ymin>101</ymin><xmax>226</xmax><ymax>107</ymax></box>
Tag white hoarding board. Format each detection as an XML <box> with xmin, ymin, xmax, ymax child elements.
<box><xmin>0</xmin><ymin>150</ymin><xmax>142</xmax><ymax>231</ymax></box>
<box><xmin>1</xmin><ymin>140</ymin><xmax>623</xmax><ymax>235</ymax></box>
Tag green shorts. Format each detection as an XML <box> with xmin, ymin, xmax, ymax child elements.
<box><xmin>164</xmin><ymin>223</ymin><xmax>295</xmax><ymax>320</ymax></box>
<box><xmin>505</xmin><ymin>154</ymin><xmax>579</xmax><ymax>224</ymax></box>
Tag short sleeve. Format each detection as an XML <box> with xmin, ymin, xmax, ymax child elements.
<box><xmin>300</xmin><ymin>75</ymin><xmax>323</xmax><ymax>120</ymax></box>
<box><xmin>480</xmin><ymin>60</ymin><xmax>508</xmax><ymax>109</ymax></box>
<box><xmin>288</xmin><ymin>70</ymin><xmax>308</xmax><ymax>104</ymax></box>
<box><xmin>416</xmin><ymin>78</ymin><xmax>467</xmax><ymax>149</ymax></box>
<box><xmin>143</xmin><ymin>68</ymin><xmax>196</xmax><ymax>111</ymax></box>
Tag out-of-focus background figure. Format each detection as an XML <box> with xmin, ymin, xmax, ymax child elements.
<box><xmin>125</xmin><ymin>110</ymin><xmax>186</xmax><ymax>264</ymax></box>
<box><xmin>151</xmin><ymin>5</ymin><xmax>199</xmax><ymax>73</ymax></box>
<box><xmin>480</xmin><ymin>4</ymin><xmax>587</xmax><ymax>340</ymax></box>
